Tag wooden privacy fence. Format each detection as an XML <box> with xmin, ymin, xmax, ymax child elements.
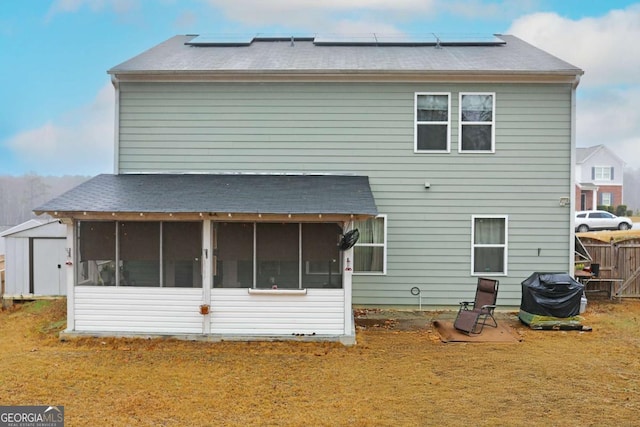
<box><xmin>579</xmin><ymin>237</ymin><xmax>640</xmax><ymax>298</ymax></box>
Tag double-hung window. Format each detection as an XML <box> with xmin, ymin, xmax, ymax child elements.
<box><xmin>593</xmin><ymin>166</ymin><xmax>613</xmax><ymax>181</ymax></box>
<box><xmin>471</xmin><ymin>215</ymin><xmax>507</xmax><ymax>275</ymax></box>
<box><xmin>415</xmin><ymin>93</ymin><xmax>450</xmax><ymax>152</ymax></box>
<box><xmin>353</xmin><ymin>215</ymin><xmax>387</xmax><ymax>274</ymax></box>
<box><xmin>459</xmin><ymin>93</ymin><xmax>495</xmax><ymax>153</ymax></box>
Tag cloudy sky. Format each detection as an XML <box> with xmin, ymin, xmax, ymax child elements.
<box><xmin>1</xmin><ymin>0</ymin><xmax>639</xmax><ymax>175</ymax></box>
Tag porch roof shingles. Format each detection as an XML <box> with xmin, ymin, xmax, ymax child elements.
<box><xmin>34</xmin><ymin>174</ymin><xmax>378</xmax><ymax>216</ymax></box>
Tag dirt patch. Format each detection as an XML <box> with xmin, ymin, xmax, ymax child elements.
<box><xmin>354</xmin><ymin>308</ymin><xmax>434</xmax><ymax>331</ymax></box>
<box><xmin>1</xmin><ymin>297</ymin><xmax>640</xmax><ymax>426</ymax></box>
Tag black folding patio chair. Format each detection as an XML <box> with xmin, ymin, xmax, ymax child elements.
<box><xmin>453</xmin><ymin>278</ymin><xmax>499</xmax><ymax>335</ymax></box>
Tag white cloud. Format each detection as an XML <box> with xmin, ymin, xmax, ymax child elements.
<box><xmin>508</xmin><ymin>5</ymin><xmax>640</xmax><ymax>169</ymax></box>
<box><xmin>577</xmin><ymin>87</ymin><xmax>640</xmax><ymax>168</ymax></box>
<box><xmin>6</xmin><ymin>83</ymin><xmax>115</xmax><ymax>175</ymax></box>
<box><xmin>203</xmin><ymin>0</ymin><xmax>541</xmax><ymax>33</ymax></box>
<box><xmin>328</xmin><ymin>21</ymin><xmax>405</xmax><ymax>36</ymax></box>
<box><xmin>204</xmin><ymin>0</ymin><xmax>436</xmax><ymax>32</ymax></box>
<box><xmin>442</xmin><ymin>0</ymin><xmax>538</xmax><ymax>21</ymax></box>
<box><xmin>46</xmin><ymin>0</ymin><xmax>139</xmax><ymax>21</ymax></box>
<box><xmin>507</xmin><ymin>5</ymin><xmax>640</xmax><ymax>87</ymax></box>
<box><xmin>174</xmin><ymin>11</ymin><xmax>198</xmax><ymax>30</ymax></box>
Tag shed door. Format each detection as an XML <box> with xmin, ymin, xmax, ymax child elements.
<box><xmin>32</xmin><ymin>238</ymin><xmax>67</xmax><ymax>296</ymax></box>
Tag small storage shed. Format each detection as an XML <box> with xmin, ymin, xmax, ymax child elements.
<box><xmin>0</xmin><ymin>219</ymin><xmax>68</xmax><ymax>297</ymax></box>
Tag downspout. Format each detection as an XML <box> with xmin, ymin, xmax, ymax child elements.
<box><xmin>111</xmin><ymin>75</ymin><xmax>120</xmax><ymax>175</ymax></box>
<box><xmin>570</xmin><ymin>74</ymin><xmax>581</xmax><ymax>275</ymax></box>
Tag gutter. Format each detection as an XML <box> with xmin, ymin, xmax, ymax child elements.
<box><xmin>111</xmin><ymin>75</ymin><xmax>120</xmax><ymax>175</ymax></box>
<box><xmin>108</xmin><ymin>69</ymin><xmax>584</xmax><ymax>85</ymax></box>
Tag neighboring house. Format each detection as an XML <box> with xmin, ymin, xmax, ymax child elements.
<box><xmin>0</xmin><ymin>219</ymin><xmax>68</xmax><ymax>297</ymax></box>
<box><xmin>575</xmin><ymin>145</ymin><xmax>625</xmax><ymax>211</ymax></box>
<box><xmin>35</xmin><ymin>34</ymin><xmax>583</xmax><ymax>344</ymax></box>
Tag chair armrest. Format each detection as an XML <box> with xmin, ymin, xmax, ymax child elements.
<box><xmin>480</xmin><ymin>304</ymin><xmax>496</xmax><ymax>311</ymax></box>
<box><xmin>459</xmin><ymin>301</ymin><xmax>473</xmax><ymax>306</ymax></box>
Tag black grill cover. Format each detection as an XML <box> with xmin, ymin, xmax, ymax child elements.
<box><xmin>520</xmin><ymin>273</ymin><xmax>584</xmax><ymax>318</ymax></box>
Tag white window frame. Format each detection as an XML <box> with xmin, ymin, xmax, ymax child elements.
<box><xmin>600</xmin><ymin>192</ymin><xmax>612</xmax><ymax>206</ymax></box>
<box><xmin>414</xmin><ymin>92</ymin><xmax>451</xmax><ymax>153</ymax></box>
<box><xmin>353</xmin><ymin>214</ymin><xmax>387</xmax><ymax>275</ymax></box>
<box><xmin>594</xmin><ymin>166</ymin><xmax>612</xmax><ymax>181</ymax></box>
<box><xmin>471</xmin><ymin>215</ymin><xmax>508</xmax><ymax>276</ymax></box>
<box><xmin>459</xmin><ymin>92</ymin><xmax>496</xmax><ymax>153</ymax></box>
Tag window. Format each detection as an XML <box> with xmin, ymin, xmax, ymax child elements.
<box><xmin>600</xmin><ymin>192</ymin><xmax>613</xmax><ymax>206</ymax></box>
<box><xmin>459</xmin><ymin>93</ymin><xmax>495</xmax><ymax>152</ymax></box>
<box><xmin>472</xmin><ymin>216</ymin><xmax>507</xmax><ymax>275</ymax></box>
<box><xmin>415</xmin><ymin>93</ymin><xmax>450</xmax><ymax>152</ymax></box>
<box><xmin>353</xmin><ymin>215</ymin><xmax>387</xmax><ymax>274</ymax></box>
<box><xmin>593</xmin><ymin>167</ymin><xmax>613</xmax><ymax>181</ymax></box>
<box><xmin>589</xmin><ymin>211</ymin><xmax>614</xmax><ymax>219</ymax></box>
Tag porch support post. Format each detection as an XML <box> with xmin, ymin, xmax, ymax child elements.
<box><xmin>65</xmin><ymin>221</ymin><xmax>75</xmax><ymax>332</ymax></box>
<box><xmin>202</xmin><ymin>220</ymin><xmax>212</xmax><ymax>334</ymax></box>
<box><xmin>342</xmin><ymin>221</ymin><xmax>354</xmax><ymax>337</ymax></box>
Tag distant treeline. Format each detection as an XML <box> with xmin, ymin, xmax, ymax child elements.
<box><xmin>0</xmin><ymin>174</ymin><xmax>91</xmax><ymax>227</ymax></box>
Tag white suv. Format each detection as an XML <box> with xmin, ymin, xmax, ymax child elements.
<box><xmin>575</xmin><ymin>210</ymin><xmax>633</xmax><ymax>233</ymax></box>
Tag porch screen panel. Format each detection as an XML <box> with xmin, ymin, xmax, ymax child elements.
<box><xmin>215</xmin><ymin>222</ymin><xmax>253</xmax><ymax>288</ymax></box>
<box><xmin>163</xmin><ymin>222</ymin><xmax>202</xmax><ymax>288</ymax></box>
<box><xmin>119</xmin><ymin>222</ymin><xmax>160</xmax><ymax>286</ymax></box>
<box><xmin>256</xmin><ymin>223</ymin><xmax>299</xmax><ymax>289</ymax></box>
<box><xmin>302</xmin><ymin>223</ymin><xmax>342</xmax><ymax>288</ymax></box>
<box><xmin>77</xmin><ymin>221</ymin><xmax>116</xmax><ymax>286</ymax></box>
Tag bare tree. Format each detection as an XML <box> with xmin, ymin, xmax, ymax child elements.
<box><xmin>0</xmin><ymin>174</ymin><xmax>90</xmax><ymax>226</ymax></box>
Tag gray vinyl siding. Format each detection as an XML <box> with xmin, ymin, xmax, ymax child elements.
<box><xmin>118</xmin><ymin>81</ymin><xmax>573</xmax><ymax>307</ymax></box>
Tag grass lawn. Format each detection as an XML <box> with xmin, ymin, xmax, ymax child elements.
<box><xmin>1</xmin><ymin>297</ymin><xmax>639</xmax><ymax>426</ymax></box>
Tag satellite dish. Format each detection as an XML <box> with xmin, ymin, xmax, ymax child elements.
<box><xmin>339</xmin><ymin>229</ymin><xmax>360</xmax><ymax>250</ymax></box>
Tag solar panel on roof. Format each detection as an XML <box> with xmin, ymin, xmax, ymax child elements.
<box><xmin>183</xmin><ymin>33</ymin><xmax>506</xmax><ymax>47</ymax></box>
<box><xmin>436</xmin><ymin>34</ymin><xmax>505</xmax><ymax>46</ymax></box>
<box><xmin>374</xmin><ymin>34</ymin><xmax>438</xmax><ymax>44</ymax></box>
<box><xmin>185</xmin><ymin>34</ymin><xmax>256</xmax><ymax>46</ymax></box>
<box><xmin>313</xmin><ymin>33</ymin><xmax>505</xmax><ymax>46</ymax></box>
<box><xmin>313</xmin><ymin>34</ymin><xmax>378</xmax><ymax>45</ymax></box>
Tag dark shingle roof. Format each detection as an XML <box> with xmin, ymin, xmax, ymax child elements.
<box><xmin>34</xmin><ymin>174</ymin><xmax>378</xmax><ymax>216</ymax></box>
<box><xmin>108</xmin><ymin>35</ymin><xmax>583</xmax><ymax>77</ymax></box>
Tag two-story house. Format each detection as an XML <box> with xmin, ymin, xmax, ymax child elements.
<box><xmin>36</xmin><ymin>34</ymin><xmax>583</xmax><ymax>344</ymax></box>
<box><xmin>575</xmin><ymin>144</ymin><xmax>625</xmax><ymax>211</ymax></box>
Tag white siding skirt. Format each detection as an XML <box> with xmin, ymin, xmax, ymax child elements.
<box><xmin>69</xmin><ymin>286</ymin><xmax>354</xmax><ymax>345</ymax></box>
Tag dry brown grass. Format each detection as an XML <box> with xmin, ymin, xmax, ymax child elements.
<box><xmin>1</xmin><ymin>298</ymin><xmax>640</xmax><ymax>426</ymax></box>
